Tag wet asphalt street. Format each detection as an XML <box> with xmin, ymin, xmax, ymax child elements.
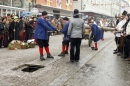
<box><xmin>63</xmin><ymin>41</ymin><xmax>130</xmax><ymax>86</ymax></box>
<box><xmin>0</xmin><ymin>32</ymin><xmax>129</xmax><ymax>86</ymax></box>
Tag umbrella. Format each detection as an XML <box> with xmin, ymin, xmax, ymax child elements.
<box><xmin>21</xmin><ymin>12</ymin><xmax>33</xmax><ymax>17</ymax></box>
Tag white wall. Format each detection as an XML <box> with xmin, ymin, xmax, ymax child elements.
<box><xmin>73</xmin><ymin>0</ymin><xmax>81</xmax><ymax>11</ymax></box>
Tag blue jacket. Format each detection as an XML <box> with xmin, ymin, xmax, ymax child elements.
<box><xmin>91</xmin><ymin>24</ymin><xmax>103</xmax><ymax>42</ymax></box>
<box><xmin>61</xmin><ymin>22</ymin><xmax>69</xmax><ymax>40</ymax></box>
<box><xmin>34</xmin><ymin>17</ymin><xmax>57</xmax><ymax>40</ymax></box>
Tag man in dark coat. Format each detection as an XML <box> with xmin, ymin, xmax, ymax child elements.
<box><xmin>0</xmin><ymin>17</ymin><xmax>9</xmax><ymax>47</ymax></box>
<box><xmin>18</xmin><ymin>17</ymin><xmax>26</xmax><ymax>41</ymax></box>
<box><xmin>88</xmin><ymin>20</ymin><xmax>104</xmax><ymax>50</ymax></box>
<box><xmin>34</xmin><ymin>11</ymin><xmax>57</xmax><ymax>61</ymax></box>
<box><xmin>9</xmin><ymin>16</ymin><xmax>19</xmax><ymax>41</ymax></box>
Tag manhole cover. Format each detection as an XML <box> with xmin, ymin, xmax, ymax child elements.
<box><xmin>12</xmin><ymin>64</ymin><xmax>45</xmax><ymax>73</ymax></box>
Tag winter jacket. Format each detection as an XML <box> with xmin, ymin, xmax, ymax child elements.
<box><xmin>67</xmin><ymin>18</ymin><xmax>85</xmax><ymax>38</ymax></box>
<box><xmin>34</xmin><ymin>17</ymin><xmax>57</xmax><ymax>40</ymax></box>
<box><xmin>61</xmin><ymin>22</ymin><xmax>69</xmax><ymax>40</ymax></box>
<box><xmin>91</xmin><ymin>24</ymin><xmax>103</xmax><ymax>42</ymax></box>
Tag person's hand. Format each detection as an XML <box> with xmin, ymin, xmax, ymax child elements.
<box><xmin>115</xmin><ymin>28</ymin><xmax>118</xmax><ymax>31</ymax></box>
<box><xmin>101</xmin><ymin>38</ymin><xmax>104</xmax><ymax>41</ymax></box>
<box><xmin>113</xmin><ymin>31</ymin><xmax>116</xmax><ymax>35</ymax></box>
<box><xmin>14</xmin><ymin>29</ymin><xmax>16</xmax><ymax>32</ymax></box>
<box><xmin>66</xmin><ymin>35</ymin><xmax>70</xmax><ymax>40</ymax></box>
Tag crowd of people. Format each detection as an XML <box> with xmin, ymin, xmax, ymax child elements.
<box><xmin>84</xmin><ymin>17</ymin><xmax>116</xmax><ymax>28</ymax></box>
<box><xmin>113</xmin><ymin>10</ymin><xmax>130</xmax><ymax>62</ymax></box>
<box><xmin>0</xmin><ymin>14</ymin><xmax>64</xmax><ymax>48</ymax></box>
<box><xmin>34</xmin><ymin>9</ymin><xmax>104</xmax><ymax>62</ymax></box>
<box><xmin>0</xmin><ymin>15</ymin><xmax>37</xmax><ymax>47</ymax></box>
<box><xmin>2</xmin><ymin>9</ymin><xmax>129</xmax><ymax>63</ymax></box>
<box><xmin>0</xmin><ymin>9</ymin><xmax>105</xmax><ymax>62</ymax></box>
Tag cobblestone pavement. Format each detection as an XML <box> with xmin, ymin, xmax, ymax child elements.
<box><xmin>0</xmin><ymin>32</ymin><xmax>115</xmax><ymax>86</ymax></box>
<box><xmin>63</xmin><ymin>41</ymin><xmax>130</xmax><ymax>86</ymax></box>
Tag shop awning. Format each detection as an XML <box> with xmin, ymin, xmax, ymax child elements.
<box><xmin>60</xmin><ymin>15</ymin><xmax>66</xmax><ymax>18</ymax></box>
<box><xmin>80</xmin><ymin>10</ymin><xmax>114</xmax><ymax>18</ymax></box>
<box><xmin>68</xmin><ymin>16</ymin><xmax>72</xmax><ymax>19</ymax></box>
<box><xmin>48</xmin><ymin>14</ymin><xmax>53</xmax><ymax>16</ymax></box>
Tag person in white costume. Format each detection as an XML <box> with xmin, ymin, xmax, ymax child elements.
<box><xmin>113</xmin><ymin>11</ymin><xmax>127</xmax><ymax>55</ymax></box>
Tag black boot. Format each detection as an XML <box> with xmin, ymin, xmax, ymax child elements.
<box><xmin>40</xmin><ymin>55</ymin><xmax>45</xmax><ymax>61</ymax></box>
<box><xmin>58</xmin><ymin>52</ymin><xmax>65</xmax><ymax>56</ymax></box>
<box><xmin>47</xmin><ymin>53</ymin><xmax>54</xmax><ymax>58</ymax></box>
<box><xmin>91</xmin><ymin>47</ymin><xmax>98</xmax><ymax>50</ymax></box>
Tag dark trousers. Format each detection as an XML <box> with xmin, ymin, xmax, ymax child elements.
<box><xmin>70</xmin><ymin>38</ymin><xmax>81</xmax><ymax>61</ymax></box>
<box><xmin>115</xmin><ymin>37</ymin><xmax>121</xmax><ymax>52</ymax></box>
<box><xmin>37</xmin><ymin>39</ymin><xmax>49</xmax><ymax>48</ymax></box>
<box><xmin>124</xmin><ymin>36</ymin><xmax>130</xmax><ymax>57</ymax></box>
<box><xmin>62</xmin><ymin>40</ymin><xmax>69</xmax><ymax>46</ymax></box>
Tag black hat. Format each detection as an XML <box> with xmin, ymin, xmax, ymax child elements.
<box><xmin>42</xmin><ymin>11</ymin><xmax>48</xmax><ymax>16</ymax></box>
<box><xmin>122</xmin><ymin>10</ymin><xmax>127</xmax><ymax>16</ymax></box>
<box><xmin>73</xmin><ymin>9</ymin><xmax>80</xmax><ymax>16</ymax></box>
<box><xmin>63</xmin><ymin>17</ymin><xmax>69</xmax><ymax>21</ymax></box>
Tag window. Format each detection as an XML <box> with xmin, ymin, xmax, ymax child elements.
<box><xmin>2</xmin><ymin>9</ymin><xmax>6</xmax><ymax>16</ymax></box>
<box><xmin>12</xmin><ymin>0</ymin><xmax>23</xmax><ymax>8</ymax></box>
<box><xmin>0</xmin><ymin>0</ymin><xmax>3</xmax><ymax>5</ymax></box>
<box><xmin>3</xmin><ymin>0</ymin><xmax>11</xmax><ymax>6</ymax></box>
<box><xmin>66</xmin><ymin>0</ymin><xmax>70</xmax><ymax>4</ymax></box>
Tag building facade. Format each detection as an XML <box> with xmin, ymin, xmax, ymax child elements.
<box><xmin>35</xmin><ymin>0</ymin><xmax>73</xmax><ymax>19</ymax></box>
<box><xmin>73</xmin><ymin>0</ymin><xmax>120</xmax><ymax>18</ymax></box>
<box><xmin>120</xmin><ymin>0</ymin><xmax>129</xmax><ymax>13</ymax></box>
<box><xmin>0</xmin><ymin>0</ymin><xmax>25</xmax><ymax>17</ymax></box>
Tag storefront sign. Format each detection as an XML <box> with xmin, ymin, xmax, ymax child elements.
<box><xmin>12</xmin><ymin>0</ymin><xmax>23</xmax><ymax>8</ymax></box>
<box><xmin>0</xmin><ymin>0</ymin><xmax>11</xmax><ymax>6</ymax></box>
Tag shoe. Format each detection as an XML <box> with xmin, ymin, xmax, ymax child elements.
<box><xmin>65</xmin><ymin>51</ymin><xmax>68</xmax><ymax>54</ymax></box>
<box><xmin>125</xmin><ymin>58</ymin><xmax>130</xmax><ymax>61</ymax></box>
<box><xmin>70</xmin><ymin>60</ymin><xmax>74</xmax><ymax>62</ymax></box>
<box><xmin>40</xmin><ymin>55</ymin><xmax>46</xmax><ymax>61</ymax></box>
<box><xmin>58</xmin><ymin>52</ymin><xmax>65</xmax><ymax>56</ymax></box>
<box><xmin>113</xmin><ymin>49</ymin><xmax>117</xmax><ymax>51</ymax></box>
<box><xmin>47</xmin><ymin>53</ymin><xmax>54</xmax><ymax>58</ymax></box>
<box><xmin>117</xmin><ymin>52</ymin><xmax>121</xmax><ymax>56</ymax></box>
<box><xmin>91</xmin><ymin>47</ymin><xmax>98</xmax><ymax>50</ymax></box>
<box><xmin>122</xmin><ymin>55</ymin><xmax>128</xmax><ymax>59</ymax></box>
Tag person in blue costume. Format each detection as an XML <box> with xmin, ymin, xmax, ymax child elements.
<box><xmin>58</xmin><ymin>17</ymin><xmax>70</xmax><ymax>57</ymax></box>
<box><xmin>34</xmin><ymin>11</ymin><xmax>57</xmax><ymax>61</ymax></box>
<box><xmin>88</xmin><ymin>20</ymin><xmax>104</xmax><ymax>50</ymax></box>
